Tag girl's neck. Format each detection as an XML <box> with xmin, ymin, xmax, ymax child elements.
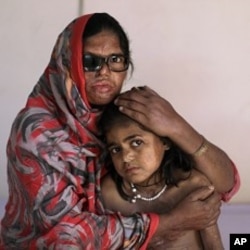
<box><xmin>122</xmin><ymin>179</ymin><xmax>167</xmax><ymax>203</ymax></box>
<box><xmin>135</xmin><ymin>170</ymin><xmax>163</xmax><ymax>188</ymax></box>
<box><xmin>123</xmin><ymin>177</ymin><xmax>165</xmax><ymax>197</ymax></box>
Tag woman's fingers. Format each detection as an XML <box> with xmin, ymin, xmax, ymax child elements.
<box><xmin>189</xmin><ymin>186</ymin><xmax>215</xmax><ymax>201</ymax></box>
<box><xmin>115</xmin><ymin>86</ymin><xmax>151</xmax><ymax>122</ymax></box>
<box><xmin>115</xmin><ymin>85</ymin><xmax>179</xmax><ymax>137</ymax></box>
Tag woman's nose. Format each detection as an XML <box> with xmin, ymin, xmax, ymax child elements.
<box><xmin>96</xmin><ymin>62</ymin><xmax>110</xmax><ymax>75</ymax></box>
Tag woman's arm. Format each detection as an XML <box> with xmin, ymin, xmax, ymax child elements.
<box><xmin>115</xmin><ymin>86</ymin><xmax>239</xmax><ymax>194</ymax></box>
<box><xmin>0</xmin><ymin>111</ymin><xmax>153</xmax><ymax>250</ymax></box>
<box><xmin>147</xmin><ymin>186</ymin><xmax>221</xmax><ymax>247</ymax></box>
<box><xmin>162</xmin><ymin>114</ymin><xmax>235</xmax><ymax>194</ymax></box>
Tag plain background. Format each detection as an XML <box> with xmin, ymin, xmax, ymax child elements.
<box><xmin>0</xmin><ymin>0</ymin><xmax>249</xmax><ymax>203</ymax></box>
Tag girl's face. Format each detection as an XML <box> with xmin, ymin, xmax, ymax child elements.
<box><xmin>106</xmin><ymin>121</ymin><xmax>167</xmax><ymax>186</ymax></box>
<box><xmin>83</xmin><ymin>30</ymin><xmax>127</xmax><ymax>106</ymax></box>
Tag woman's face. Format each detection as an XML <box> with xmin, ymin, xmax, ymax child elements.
<box><xmin>105</xmin><ymin>121</ymin><xmax>167</xmax><ymax>186</ymax></box>
<box><xmin>83</xmin><ymin>30</ymin><xmax>127</xmax><ymax>106</ymax></box>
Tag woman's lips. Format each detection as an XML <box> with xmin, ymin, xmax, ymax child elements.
<box><xmin>93</xmin><ymin>83</ymin><xmax>113</xmax><ymax>93</ymax></box>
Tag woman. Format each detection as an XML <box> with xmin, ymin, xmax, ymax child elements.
<box><xmin>0</xmin><ymin>13</ymin><xmax>239</xmax><ymax>249</ymax></box>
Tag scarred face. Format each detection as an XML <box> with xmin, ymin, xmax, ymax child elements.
<box><xmin>105</xmin><ymin>121</ymin><xmax>167</xmax><ymax>186</ymax></box>
<box><xmin>83</xmin><ymin>30</ymin><xmax>127</xmax><ymax>106</ymax></box>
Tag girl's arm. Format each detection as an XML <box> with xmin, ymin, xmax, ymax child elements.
<box><xmin>200</xmin><ymin>224</ymin><xmax>224</xmax><ymax>250</ymax></box>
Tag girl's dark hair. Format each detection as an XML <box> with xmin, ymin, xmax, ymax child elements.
<box><xmin>98</xmin><ymin>101</ymin><xmax>195</xmax><ymax>201</ymax></box>
<box><xmin>83</xmin><ymin>13</ymin><xmax>133</xmax><ymax>71</ymax></box>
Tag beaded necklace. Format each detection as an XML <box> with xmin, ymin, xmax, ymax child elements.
<box><xmin>129</xmin><ymin>182</ymin><xmax>167</xmax><ymax>203</ymax></box>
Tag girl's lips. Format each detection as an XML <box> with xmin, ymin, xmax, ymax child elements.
<box><xmin>125</xmin><ymin>167</ymin><xmax>140</xmax><ymax>174</ymax></box>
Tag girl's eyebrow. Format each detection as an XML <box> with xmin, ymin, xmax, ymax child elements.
<box><xmin>107</xmin><ymin>134</ymin><xmax>142</xmax><ymax>147</ymax></box>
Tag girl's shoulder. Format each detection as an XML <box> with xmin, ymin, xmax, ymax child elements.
<box><xmin>101</xmin><ymin>174</ymin><xmax>117</xmax><ymax>194</ymax></box>
<box><xmin>168</xmin><ymin>169</ymin><xmax>211</xmax><ymax>196</ymax></box>
<box><xmin>173</xmin><ymin>168</ymin><xmax>211</xmax><ymax>188</ymax></box>
<box><xmin>188</xmin><ymin>169</ymin><xmax>211</xmax><ymax>187</ymax></box>
<box><xmin>101</xmin><ymin>174</ymin><xmax>138</xmax><ymax>215</ymax></box>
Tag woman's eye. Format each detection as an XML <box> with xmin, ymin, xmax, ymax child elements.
<box><xmin>131</xmin><ymin>139</ymin><xmax>142</xmax><ymax>147</ymax></box>
<box><xmin>110</xmin><ymin>55</ymin><xmax>123</xmax><ymax>63</ymax></box>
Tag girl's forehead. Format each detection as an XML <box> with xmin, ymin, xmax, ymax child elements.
<box><xmin>106</xmin><ymin>122</ymin><xmax>154</xmax><ymax>142</ymax></box>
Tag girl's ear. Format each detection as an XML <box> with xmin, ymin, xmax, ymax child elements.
<box><xmin>162</xmin><ymin>137</ymin><xmax>171</xmax><ymax>150</ymax></box>
<box><xmin>164</xmin><ymin>143</ymin><xmax>170</xmax><ymax>151</ymax></box>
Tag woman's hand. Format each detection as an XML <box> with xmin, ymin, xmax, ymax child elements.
<box><xmin>115</xmin><ymin>86</ymin><xmax>182</xmax><ymax>137</ymax></box>
<box><xmin>149</xmin><ymin>186</ymin><xmax>221</xmax><ymax>245</ymax></box>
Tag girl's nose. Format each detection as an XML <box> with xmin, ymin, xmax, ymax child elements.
<box><xmin>122</xmin><ymin>149</ymin><xmax>134</xmax><ymax>163</ymax></box>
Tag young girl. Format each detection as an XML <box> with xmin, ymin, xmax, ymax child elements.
<box><xmin>99</xmin><ymin>101</ymin><xmax>224</xmax><ymax>250</ymax></box>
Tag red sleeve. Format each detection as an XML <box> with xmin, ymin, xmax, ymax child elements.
<box><xmin>140</xmin><ymin>213</ymin><xmax>159</xmax><ymax>250</ymax></box>
<box><xmin>221</xmin><ymin>163</ymin><xmax>240</xmax><ymax>202</ymax></box>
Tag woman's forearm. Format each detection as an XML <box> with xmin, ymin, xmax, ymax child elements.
<box><xmin>169</xmin><ymin>116</ymin><xmax>235</xmax><ymax>193</ymax></box>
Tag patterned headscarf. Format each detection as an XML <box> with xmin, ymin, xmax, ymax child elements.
<box><xmin>0</xmin><ymin>14</ymin><xmax>155</xmax><ymax>249</ymax></box>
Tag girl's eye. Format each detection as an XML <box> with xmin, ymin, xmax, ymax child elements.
<box><xmin>109</xmin><ymin>147</ymin><xmax>120</xmax><ymax>155</ymax></box>
<box><xmin>131</xmin><ymin>139</ymin><xmax>142</xmax><ymax>147</ymax></box>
